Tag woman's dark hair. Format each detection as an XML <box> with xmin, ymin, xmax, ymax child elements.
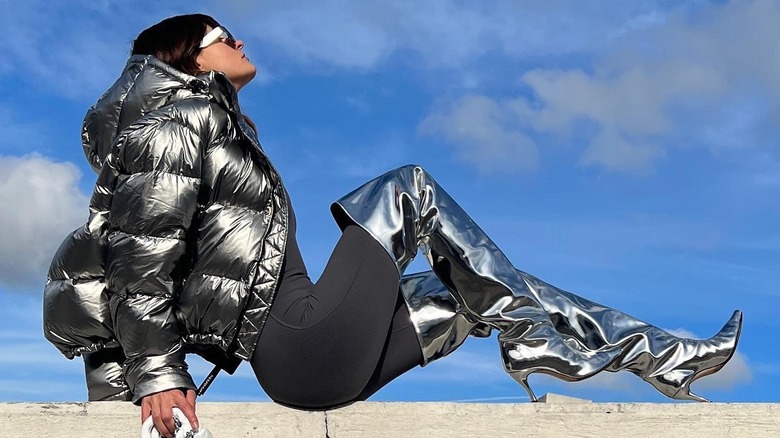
<box><xmin>132</xmin><ymin>14</ymin><xmax>220</xmax><ymax>75</ymax></box>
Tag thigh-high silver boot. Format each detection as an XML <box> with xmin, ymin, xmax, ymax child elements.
<box><xmin>400</xmin><ymin>269</ymin><xmax>742</xmax><ymax>402</ymax></box>
<box><xmin>332</xmin><ymin>165</ymin><xmax>620</xmax><ymax>401</ymax></box>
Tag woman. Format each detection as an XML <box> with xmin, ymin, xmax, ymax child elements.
<box><xmin>43</xmin><ymin>14</ymin><xmax>742</xmax><ymax>437</ymax></box>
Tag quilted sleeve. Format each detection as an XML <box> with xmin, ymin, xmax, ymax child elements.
<box><xmin>104</xmin><ymin>110</ymin><xmax>207</xmax><ymax>403</ymax></box>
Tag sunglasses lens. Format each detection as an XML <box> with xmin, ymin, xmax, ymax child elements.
<box><xmin>223</xmin><ymin>29</ymin><xmax>237</xmax><ymax>48</ymax></box>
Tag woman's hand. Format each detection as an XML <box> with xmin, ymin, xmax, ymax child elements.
<box><xmin>141</xmin><ymin>388</ymin><xmax>199</xmax><ymax>438</ymax></box>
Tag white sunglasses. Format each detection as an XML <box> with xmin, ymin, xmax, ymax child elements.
<box><xmin>199</xmin><ymin>26</ymin><xmax>238</xmax><ymax>49</ymax></box>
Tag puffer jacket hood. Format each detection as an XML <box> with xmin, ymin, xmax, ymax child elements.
<box><xmin>83</xmin><ymin>56</ymin><xmax>199</xmax><ymax>171</ymax></box>
<box><xmin>44</xmin><ymin>55</ymin><xmax>289</xmax><ymax>403</ymax></box>
<box><xmin>82</xmin><ymin>55</ymin><xmax>240</xmax><ymax>172</ymax></box>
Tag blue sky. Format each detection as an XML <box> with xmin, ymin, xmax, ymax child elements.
<box><xmin>0</xmin><ymin>0</ymin><xmax>777</xmax><ymax>403</ymax></box>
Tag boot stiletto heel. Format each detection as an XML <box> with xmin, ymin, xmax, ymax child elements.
<box><xmin>499</xmin><ymin>321</ymin><xmax>619</xmax><ymax>401</ymax></box>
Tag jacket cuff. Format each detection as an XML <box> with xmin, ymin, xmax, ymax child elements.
<box><xmin>83</xmin><ymin>347</ymin><xmax>133</xmax><ymax>401</ymax></box>
<box><xmin>130</xmin><ymin>366</ymin><xmax>196</xmax><ymax>404</ymax></box>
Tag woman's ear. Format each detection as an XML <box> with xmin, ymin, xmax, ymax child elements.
<box><xmin>194</xmin><ymin>52</ymin><xmax>205</xmax><ymax>73</ymax></box>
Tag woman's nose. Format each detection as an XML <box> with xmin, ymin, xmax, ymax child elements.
<box><xmin>235</xmin><ymin>39</ymin><xmax>245</xmax><ymax>50</ymax></box>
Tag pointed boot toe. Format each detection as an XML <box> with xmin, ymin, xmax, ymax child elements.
<box><xmin>643</xmin><ymin>310</ymin><xmax>743</xmax><ymax>402</ymax></box>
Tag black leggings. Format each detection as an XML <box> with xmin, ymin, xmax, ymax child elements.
<box><xmin>250</xmin><ymin>225</ymin><xmax>424</xmax><ymax>409</ymax></box>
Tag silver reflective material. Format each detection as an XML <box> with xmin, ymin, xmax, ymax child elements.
<box><xmin>399</xmin><ymin>271</ymin><xmax>491</xmax><ymax>365</ymax></box>
<box><xmin>83</xmin><ymin>347</ymin><xmax>132</xmax><ymax>401</ymax></box>
<box><xmin>43</xmin><ymin>55</ymin><xmax>742</xmax><ymax>405</ymax></box>
<box><xmin>519</xmin><ymin>272</ymin><xmax>741</xmax><ymax>401</ymax></box>
<box><xmin>335</xmin><ymin>165</ymin><xmax>742</xmax><ymax>402</ymax></box>
<box><xmin>44</xmin><ymin>55</ymin><xmax>288</xmax><ymax>402</ymax></box>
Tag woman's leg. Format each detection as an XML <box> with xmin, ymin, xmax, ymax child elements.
<box><xmin>355</xmin><ymin>293</ymin><xmax>424</xmax><ymax>401</ymax></box>
<box><xmin>251</xmin><ymin>225</ymin><xmax>422</xmax><ymax>409</ymax></box>
<box><xmin>330</xmin><ymin>165</ymin><xmax>741</xmax><ymax>402</ymax></box>
<box><xmin>330</xmin><ymin>165</ymin><xmax>618</xmax><ymax>401</ymax></box>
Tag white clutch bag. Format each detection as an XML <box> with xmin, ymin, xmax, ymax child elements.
<box><xmin>140</xmin><ymin>407</ymin><xmax>213</xmax><ymax>438</ymax></box>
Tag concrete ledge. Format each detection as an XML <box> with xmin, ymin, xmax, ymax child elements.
<box><xmin>2</xmin><ymin>400</ymin><xmax>778</xmax><ymax>437</ymax></box>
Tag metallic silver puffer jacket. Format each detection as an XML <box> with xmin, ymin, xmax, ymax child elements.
<box><xmin>43</xmin><ymin>55</ymin><xmax>288</xmax><ymax>403</ymax></box>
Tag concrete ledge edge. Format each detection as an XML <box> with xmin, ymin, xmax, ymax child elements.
<box><xmin>2</xmin><ymin>401</ymin><xmax>778</xmax><ymax>437</ymax></box>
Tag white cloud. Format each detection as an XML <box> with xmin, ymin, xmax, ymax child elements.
<box><xmin>513</xmin><ymin>64</ymin><xmax>717</xmax><ymax>171</ymax></box>
<box><xmin>219</xmin><ymin>1</ymin><xmax>674</xmax><ymax>71</ymax></box>
<box><xmin>0</xmin><ymin>0</ymin><xmax>199</xmax><ymax>99</ymax></box>
<box><xmin>577</xmin><ymin>129</ymin><xmax>665</xmax><ymax>172</ymax></box>
<box><xmin>419</xmin><ymin>95</ymin><xmax>538</xmax><ymax>172</ymax></box>
<box><xmin>0</xmin><ymin>154</ymin><xmax>88</xmax><ymax>290</ymax></box>
<box><xmin>420</xmin><ymin>0</ymin><xmax>780</xmax><ymax>174</ymax></box>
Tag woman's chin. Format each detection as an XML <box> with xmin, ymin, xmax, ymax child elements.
<box><xmin>234</xmin><ymin>70</ymin><xmax>257</xmax><ymax>92</ymax></box>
